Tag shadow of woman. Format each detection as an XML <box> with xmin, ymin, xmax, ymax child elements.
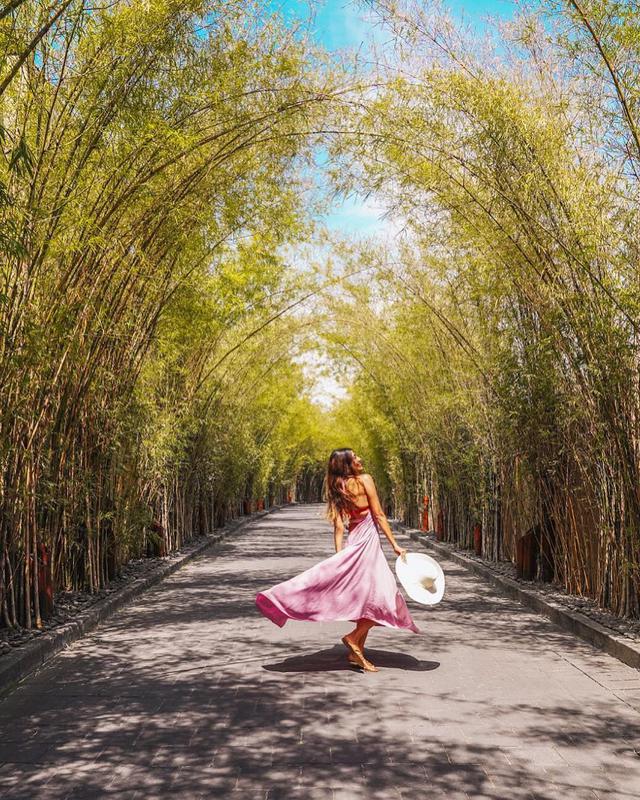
<box><xmin>263</xmin><ymin>644</ymin><xmax>440</xmax><ymax>673</ymax></box>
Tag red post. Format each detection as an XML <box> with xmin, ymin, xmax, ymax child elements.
<box><xmin>473</xmin><ymin>523</ymin><xmax>482</xmax><ymax>556</ymax></box>
<box><xmin>420</xmin><ymin>495</ymin><xmax>430</xmax><ymax>531</ymax></box>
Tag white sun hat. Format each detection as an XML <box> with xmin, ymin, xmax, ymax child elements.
<box><xmin>395</xmin><ymin>551</ymin><xmax>445</xmax><ymax>606</ymax></box>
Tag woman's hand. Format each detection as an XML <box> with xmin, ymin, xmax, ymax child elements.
<box><xmin>393</xmin><ymin>545</ymin><xmax>408</xmax><ymax>560</ymax></box>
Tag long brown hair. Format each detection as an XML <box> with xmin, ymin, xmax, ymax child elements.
<box><xmin>324</xmin><ymin>448</ymin><xmax>362</xmax><ymax>522</ymax></box>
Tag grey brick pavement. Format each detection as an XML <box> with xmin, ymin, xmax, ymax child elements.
<box><xmin>1</xmin><ymin>503</ymin><xmax>639</xmax><ymax>799</ymax></box>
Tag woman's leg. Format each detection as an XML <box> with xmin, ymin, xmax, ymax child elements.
<box><xmin>343</xmin><ymin>619</ymin><xmax>378</xmax><ymax>671</ymax></box>
<box><xmin>344</xmin><ymin>618</ymin><xmax>374</xmax><ymax>648</ymax></box>
<box><xmin>355</xmin><ymin>618</ymin><xmax>375</xmax><ymax>649</ymax></box>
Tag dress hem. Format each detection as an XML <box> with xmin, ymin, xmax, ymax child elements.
<box><xmin>255</xmin><ymin>592</ymin><xmax>420</xmax><ymax>634</ymax></box>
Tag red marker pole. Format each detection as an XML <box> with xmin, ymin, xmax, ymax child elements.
<box><xmin>473</xmin><ymin>523</ymin><xmax>482</xmax><ymax>556</ymax></box>
<box><xmin>421</xmin><ymin>495</ymin><xmax>430</xmax><ymax>532</ymax></box>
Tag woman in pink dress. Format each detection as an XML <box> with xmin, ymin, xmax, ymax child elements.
<box><xmin>255</xmin><ymin>448</ymin><xmax>419</xmax><ymax>672</ymax></box>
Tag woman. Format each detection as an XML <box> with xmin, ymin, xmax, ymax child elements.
<box><xmin>255</xmin><ymin>448</ymin><xmax>419</xmax><ymax>672</ymax></box>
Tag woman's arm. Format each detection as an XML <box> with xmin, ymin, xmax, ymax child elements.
<box><xmin>360</xmin><ymin>474</ymin><xmax>407</xmax><ymax>557</ymax></box>
<box><xmin>333</xmin><ymin>515</ymin><xmax>345</xmax><ymax>553</ymax></box>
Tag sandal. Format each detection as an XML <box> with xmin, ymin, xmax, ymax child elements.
<box><xmin>341</xmin><ymin>636</ymin><xmax>378</xmax><ymax>672</ymax></box>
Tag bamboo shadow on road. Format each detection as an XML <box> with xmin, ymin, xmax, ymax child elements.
<box><xmin>263</xmin><ymin>644</ymin><xmax>440</xmax><ymax>673</ymax></box>
<box><xmin>2</xmin><ymin>652</ymin><xmax>638</xmax><ymax>800</ymax></box>
<box><xmin>2</xmin><ymin>507</ymin><xmax>640</xmax><ymax>798</ymax></box>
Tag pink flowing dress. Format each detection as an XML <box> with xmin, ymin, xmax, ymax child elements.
<box><xmin>255</xmin><ymin>509</ymin><xmax>419</xmax><ymax>633</ymax></box>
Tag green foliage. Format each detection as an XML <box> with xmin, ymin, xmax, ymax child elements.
<box><xmin>4</xmin><ymin>0</ymin><xmax>640</xmax><ymax>628</ymax></box>
<box><xmin>0</xmin><ymin>0</ymin><xmax>335</xmax><ymax>625</ymax></box>
<box><xmin>323</xmin><ymin>0</ymin><xmax>640</xmax><ymax>616</ymax></box>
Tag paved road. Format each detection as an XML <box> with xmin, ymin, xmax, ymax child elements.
<box><xmin>1</xmin><ymin>504</ymin><xmax>640</xmax><ymax>799</ymax></box>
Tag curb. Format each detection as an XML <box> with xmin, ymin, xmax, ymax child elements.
<box><xmin>392</xmin><ymin>521</ymin><xmax>640</xmax><ymax>671</ymax></box>
<box><xmin>0</xmin><ymin>504</ymin><xmax>288</xmax><ymax>698</ymax></box>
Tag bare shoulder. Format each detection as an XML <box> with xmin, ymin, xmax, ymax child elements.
<box><xmin>359</xmin><ymin>473</ymin><xmax>376</xmax><ymax>488</ymax></box>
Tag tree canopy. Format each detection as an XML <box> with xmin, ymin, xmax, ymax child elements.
<box><xmin>2</xmin><ymin>0</ymin><xmax>640</xmax><ymax>626</ymax></box>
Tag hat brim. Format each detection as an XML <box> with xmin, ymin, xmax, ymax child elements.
<box><xmin>395</xmin><ymin>552</ymin><xmax>445</xmax><ymax>606</ymax></box>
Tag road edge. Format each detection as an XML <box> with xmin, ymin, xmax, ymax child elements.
<box><xmin>0</xmin><ymin>504</ymin><xmax>289</xmax><ymax>698</ymax></box>
<box><xmin>392</xmin><ymin>521</ymin><xmax>640</xmax><ymax>671</ymax></box>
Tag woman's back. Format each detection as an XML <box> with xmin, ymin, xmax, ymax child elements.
<box><xmin>345</xmin><ymin>475</ymin><xmax>370</xmax><ymax>516</ymax></box>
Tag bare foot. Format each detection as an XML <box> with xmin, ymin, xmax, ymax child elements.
<box><xmin>341</xmin><ymin>635</ymin><xmax>379</xmax><ymax>672</ymax></box>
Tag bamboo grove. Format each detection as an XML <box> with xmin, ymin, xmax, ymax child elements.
<box><xmin>0</xmin><ymin>0</ymin><xmax>337</xmax><ymax>627</ymax></box>
<box><xmin>3</xmin><ymin>0</ymin><xmax>640</xmax><ymax>631</ymax></box>
<box><xmin>324</xmin><ymin>0</ymin><xmax>640</xmax><ymax>617</ymax></box>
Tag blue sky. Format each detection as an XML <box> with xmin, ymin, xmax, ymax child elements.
<box><xmin>277</xmin><ymin>0</ymin><xmax>515</xmax><ymax>53</ymax></box>
<box><xmin>271</xmin><ymin>1</ymin><xmax>517</xmax><ymax>238</ymax></box>
<box><xmin>272</xmin><ymin>2</ymin><xmax>518</xmax><ymax>405</ymax></box>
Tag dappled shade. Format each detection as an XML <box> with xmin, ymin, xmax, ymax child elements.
<box><xmin>1</xmin><ymin>506</ymin><xmax>640</xmax><ymax>799</ymax></box>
